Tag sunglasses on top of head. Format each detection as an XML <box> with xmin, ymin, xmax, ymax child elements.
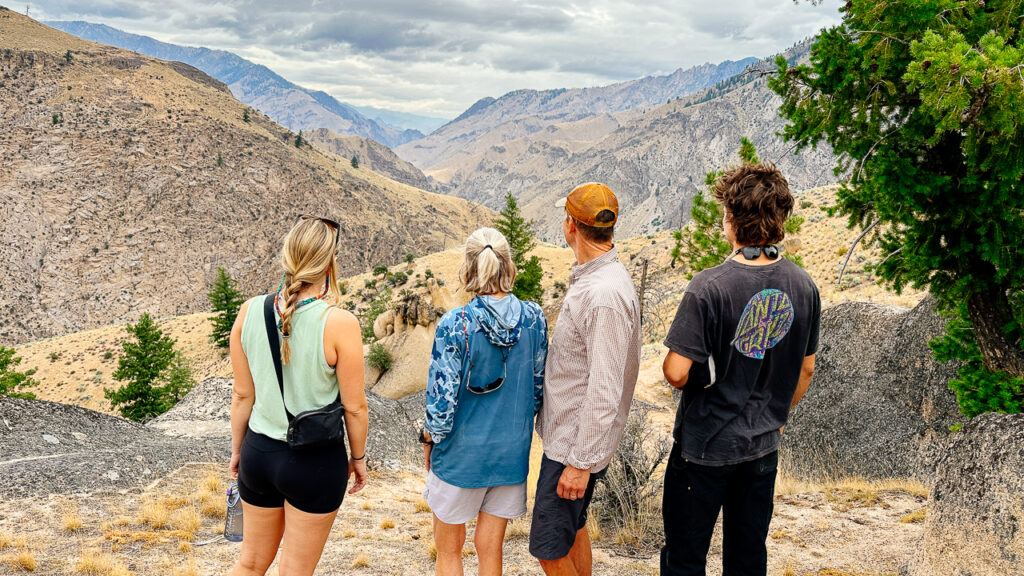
<box><xmin>297</xmin><ymin>214</ymin><xmax>341</xmax><ymax>249</ymax></box>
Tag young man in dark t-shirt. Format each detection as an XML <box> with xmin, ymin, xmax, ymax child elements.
<box><xmin>660</xmin><ymin>162</ymin><xmax>820</xmax><ymax>576</ymax></box>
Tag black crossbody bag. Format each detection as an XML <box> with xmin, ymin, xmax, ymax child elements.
<box><xmin>263</xmin><ymin>293</ymin><xmax>345</xmax><ymax>450</ymax></box>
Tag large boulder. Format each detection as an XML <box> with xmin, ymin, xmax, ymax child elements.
<box><xmin>914</xmin><ymin>413</ymin><xmax>1024</xmax><ymax>575</ymax></box>
<box><xmin>780</xmin><ymin>297</ymin><xmax>963</xmax><ymax>480</ymax></box>
<box><xmin>0</xmin><ymin>397</ymin><xmax>213</xmax><ymax>497</ymax></box>
<box><xmin>151</xmin><ymin>377</ymin><xmax>419</xmax><ymax>467</ymax></box>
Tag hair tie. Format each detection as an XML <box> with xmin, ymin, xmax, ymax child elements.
<box><xmin>483</xmin><ymin>245</ymin><xmax>493</xmax><ymax>252</ymax></box>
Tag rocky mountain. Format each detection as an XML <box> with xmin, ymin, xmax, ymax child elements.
<box><xmin>46</xmin><ymin>20</ymin><xmax>426</xmax><ymax>147</ymax></box>
<box><xmin>0</xmin><ymin>10</ymin><xmax>483</xmax><ymax>345</ymax></box>
<box><xmin>397</xmin><ymin>57</ymin><xmax>758</xmax><ymax>170</ymax></box>
<box><xmin>398</xmin><ymin>43</ymin><xmax>835</xmax><ymax>241</ymax></box>
<box><xmin>305</xmin><ymin>128</ymin><xmax>435</xmax><ymax>191</ymax></box>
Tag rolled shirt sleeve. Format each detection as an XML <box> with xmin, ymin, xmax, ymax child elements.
<box><xmin>566</xmin><ymin>306</ymin><xmax>631</xmax><ymax>470</ymax></box>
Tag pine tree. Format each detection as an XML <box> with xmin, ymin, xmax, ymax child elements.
<box><xmin>207</xmin><ymin>267</ymin><xmax>245</xmax><ymax>350</ymax></box>
<box><xmin>106</xmin><ymin>313</ymin><xmax>178</xmax><ymax>421</ymax></box>
<box><xmin>671</xmin><ymin>138</ymin><xmax>758</xmax><ymax>278</ymax></box>
<box><xmin>242</xmin><ymin>108</ymin><xmax>250</xmax><ymax>123</ymax></box>
<box><xmin>493</xmin><ymin>192</ymin><xmax>544</xmax><ymax>304</ymax></box>
<box><xmin>351</xmin><ymin>155</ymin><xmax>359</xmax><ymax>169</ymax></box>
<box><xmin>159</xmin><ymin>352</ymin><xmax>195</xmax><ymax>405</ymax></box>
<box><xmin>0</xmin><ymin>347</ymin><xmax>37</xmax><ymax>399</ymax></box>
<box><xmin>773</xmin><ymin>0</ymin><xmax>1024</xmax><ymax>415</ymax></box>
<box><xmin>295</xmin><ymin>130</ymin><xmax>304</xmax><ymax>148</ymax></box>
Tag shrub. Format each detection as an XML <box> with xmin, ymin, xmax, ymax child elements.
<box><xmin>784</xmin><ymin>215</ymin><xmax>805</xmax><ymax>235</ymax></box>
<box><xmin>367</xmin><ymin>343</ymin><xmax>393</xmax><ymax>372</ymax></box>
<box><xmin>591</xmin><ymin>404</ymin><xmax>670</xmax><ymax>551</ymax></box>
<box><xmin>387</xmin><ymin>271</ymin><xmax>408</xmax><ymax>287</ymax></box>
<box><xmin>360</xmin><ymin>287</ymin><xmax>392</xmax><ymax>343</ymax></box>
<box><xmin>372</xmin><ymin>264</ymin><xmax>388</xmax><ymax>276</ymax></box>
<box><xmin>0</xmin><ymin>347</ymin><xmax>37</xmax><ymax>399</ymax></box>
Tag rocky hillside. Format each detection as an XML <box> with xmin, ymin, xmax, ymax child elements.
<box><xmin>397</xmin><ymin>57</ymin><xmax>758</xmax><ymax>169</ymax></box>
<box><xmin>397</xmin><ymin>42</ymin><xmax>835</xmax><ymax>241</ymax></box>
<box><xmin>0</xmin><ymin>10</ymin><xmax>483</xmax><ymax>345</ymax></box>
<box><xmin>305</xmin><ymin>128</ymin><xmax>435</xmax><ymax>191</ymax></box>
<box><xmin>46</xmin><ymin>20</ymin><xmax>424</xmax><ymax>147</ymax></box>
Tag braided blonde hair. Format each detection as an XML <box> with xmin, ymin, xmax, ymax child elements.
<box><xmin>279</xmin><ymin>218</ymin><xmax>342</xmax><ymax>364</ymax></box>
<box><xmin>459</xmin><ymin>227</ymin><xmax>517</xmax><ymax>296</ymax></box>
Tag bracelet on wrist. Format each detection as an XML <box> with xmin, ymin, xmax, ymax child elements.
<box><xmin>351</xmin><ymin>454</ymin><xmax>366</xmax><ymax>461</ymax></box>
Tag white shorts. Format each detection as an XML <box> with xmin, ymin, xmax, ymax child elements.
<box><xmin>423</xmin><ymin>470</ymin><xmax>527</xmax><ymax>525</ymax></box>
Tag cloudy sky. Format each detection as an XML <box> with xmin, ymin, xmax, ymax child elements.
<box><xmin>29</xmin><ymin>1</ymin><xmax>842</xmax><ymax>118</ymax></box>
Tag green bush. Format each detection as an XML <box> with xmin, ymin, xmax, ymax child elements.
<box><xmin>367</xmin><ymin>343</ymin><xmax>393</xmax><ymax>372</ymax></box>
<box><xmin>0</xmin><ymin>347</ymin><xmax>37</xmax><ymax>399</ymax></box>
<box><xmin>372</xmin><ymin>264</ymin><xmax>388</xmax><ymax>276</ymax></box>
<box><xmin>360</xmin><ymin>287</ymin><xmax>392</xmax><ymax>343</ymax></box>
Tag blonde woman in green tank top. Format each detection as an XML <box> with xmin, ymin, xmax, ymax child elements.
<box><xmin>227</xmin><ymin>216</ymin><xmax>369</xmax><ymax>576</ymax></box>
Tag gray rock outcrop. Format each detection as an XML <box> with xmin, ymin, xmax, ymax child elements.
<box><xmin>914</xmin><ymin>413</ymin><xmax>1024</xmax><ymax>575</ymax></box>
<box><xmin>780</xmin><ymin>297</ymin><xmax>964</xmax><ymax>480</ymax></box>
<box><xmin>151</xmin><ymin>377</ymin><xmax>419</xmax><ymax>467</ymax></box>
<box><xmin>0</xmin><ymin>397</ymin><xmax>214</xmax><ymax>498</ymax></box>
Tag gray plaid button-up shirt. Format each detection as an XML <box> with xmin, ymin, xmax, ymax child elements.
<box><xmin>536</xmin><ymin>246</ymin><xmax>641</xmax><ymax>473</ymax></box>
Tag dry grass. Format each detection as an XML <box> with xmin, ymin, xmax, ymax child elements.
<box><xmin>2</xmin><ymin>550</ymin><xmax>37</xmax><ymax>572</ymax></box>
<box><xmin>361</xmin><ymin>501</ymin><xmax>373</xmax><ymax>511</ymax></box>
<box><xmin>62</xmin><ymin>504</ymin><xmax>85</xmax><ymax>533</ymax></box>
<box><xmin>899</xmin><ymin>509</ymin><xmax>926</xmax><ymax>524</ymax></box>
<box><xmin>380</xmin><ymin>518</ymin><xmax>396</xmax><ymax>529</ymax></box>
<box><xmin>350</xmin><ymin>554</ymin><xmax>370</xmax><ymax>568</ymax></box>
<box><xmin>825</xmin><ymin>488</ymin><xmax>884</xmax><ymax>512</ymax></box>
<box><xmin>775</xmin><ymin>474</ymin><xmax>928</xmax><ymax>499</ymax></box>
<box><xmin>139</xmin><ymin>499</ymin><xmax>171</xmax><ymax>529</ymax></box>
<box><xmin>75</xmin><ymin>550</ymin><xmax>132</xmax><ymax>576</ymax></box>
<box><xmin>413</xmin><ymin>498</ymin><xmax>431</xmax><ymax>513</ymax></box>
<box><xmin>171</xmin><ymin>507</ymin><xmax>201</xmax><ymax>539</ymax></box>
<box><xmin>0</xmin><ymin>531</ymin><xmax>20</xmax><ymax>550</ymax></box>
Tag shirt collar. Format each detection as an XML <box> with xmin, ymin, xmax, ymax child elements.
<box><xmin>570</xmin><ymin>245</ymin><xmax>619</xmax><ymax>285</ymax></box>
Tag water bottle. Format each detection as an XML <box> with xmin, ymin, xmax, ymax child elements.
<box><xmin>223</xmin><ymin>483</ymin><xmax>243</xmax><ymax>542</ymax></box>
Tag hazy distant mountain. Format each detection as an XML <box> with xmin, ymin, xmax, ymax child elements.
<box><xmin>46</xmin><ymin>20</ymin><xmax>425</xmax><ymax>147</ymax></box>
<box><xmin>403</xmin><ymin>42</ymin><xmax>835</xmax><ymax>241</ymax></box>
<box><xmin>396</xmin><ymin>58</ymin><xmax>759</xmax><ymax>169</ymax></box>
<box><xmin>352</xmin><ymin>105</ymin><xmax>449</xmax><ymax>135</ymax></box>
<box><xmin>0</xmin><ymin>12</ymin><xmax>482</xmax><ymax>344</ymax></box>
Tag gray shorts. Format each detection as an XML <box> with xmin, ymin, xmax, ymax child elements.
<box><xmin>423</xmin><ymin>470</ymin><xmax>527</xmax><ymax>525</ymax></box>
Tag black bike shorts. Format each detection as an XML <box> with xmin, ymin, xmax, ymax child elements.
<box><xmin>237</xmin><ymin>430</ymin><xmax>349</xmax><ymax>514</ymax></box>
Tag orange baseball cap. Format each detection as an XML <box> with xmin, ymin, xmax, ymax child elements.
<box><xmin>555</xmin><ymin>182</ymin><xmax>618</xmax><ymax>228</ymax></box>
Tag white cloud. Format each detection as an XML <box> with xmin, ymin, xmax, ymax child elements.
<box><xmin>31</xmin><ymin>0</ymin><xmax>843</xmax><ymax>117</ymax></box>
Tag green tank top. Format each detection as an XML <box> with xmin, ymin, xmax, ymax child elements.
<box><xmin>240</xmin><ymin>295</ymin><xmax>339</xmax><ymax>441</ymax></box>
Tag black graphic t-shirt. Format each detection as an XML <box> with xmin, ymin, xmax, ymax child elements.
<box><xmin>664</xmin><ymin>257</ymin><xmax>820</xmax><ymax>465</ymax></box>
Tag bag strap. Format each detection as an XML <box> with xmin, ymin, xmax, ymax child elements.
<box><xmin>263</xmin><ymin>293</ymin><xmax>295</xmax><ymax>422</ymax></box>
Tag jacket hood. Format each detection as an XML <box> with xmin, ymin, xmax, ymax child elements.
<box><xmin>466</xmin><ymin>295</ymin><xmax>523</xmax><ymax>347</ymax></box>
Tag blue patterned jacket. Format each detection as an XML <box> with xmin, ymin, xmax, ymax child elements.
<box><xmin>425</xmin><ymin>295</ymin><xmax>547</xmax><ymax>487</ymax></box>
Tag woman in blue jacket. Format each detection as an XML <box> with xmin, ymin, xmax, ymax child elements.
<box><xmin>421</xmin><ymin>227</ymin><xmax>548</xmax><ymax>576</ymax></box>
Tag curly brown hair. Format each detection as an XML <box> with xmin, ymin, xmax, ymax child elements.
<box><xmin>713</xmin><ymin>162</ymin><xmax>793</xmax><ymax>246</ymax></box>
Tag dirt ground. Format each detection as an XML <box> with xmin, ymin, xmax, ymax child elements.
<box><xmin>0</xmin><ymin>462</ymin><xmax>926</xmax><ymax>576</ymax></box>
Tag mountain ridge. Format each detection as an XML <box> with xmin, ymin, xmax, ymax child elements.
<box><xmin>0</xmin><ymin>11</ymin><xmax>483</xmax><ymax>344</ymax></box>
<box><xmin>45</xmin><ymin>20</ymin><xmax>427</xmax><ymax>147</ymax></box>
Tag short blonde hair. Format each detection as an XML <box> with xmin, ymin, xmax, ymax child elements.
<box><xmin>458</xmin><ymin>227</ymin><xmax>517</xmax><ymax>296</ymax></box>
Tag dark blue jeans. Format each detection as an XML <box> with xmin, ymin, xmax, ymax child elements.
<box><xmin>660</xmin><ymin>443</ymin><xmax>778</xmax><ymax>576</ymax></box>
